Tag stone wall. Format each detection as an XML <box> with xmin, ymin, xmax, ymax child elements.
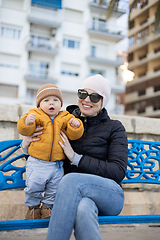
<box><xmin>0</xmin><ymin>104</ymin><xmax>160</xmax><ymax>220</ymax></box>
<box><xmin>1</xmin><ymin>103</ymin><xmax>160</xmax><ymax>141</ymax></box>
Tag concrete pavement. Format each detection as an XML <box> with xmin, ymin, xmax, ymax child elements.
<box><xmin>0</xmin><ymin>223</ymin><xmax>160</xmax><ymax>240</ymax></box>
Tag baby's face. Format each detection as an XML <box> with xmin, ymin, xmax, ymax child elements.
<box><xmin>40</xmin><ymin>95</ymin><xmax>61</xmax><ymax>117</ymax></box>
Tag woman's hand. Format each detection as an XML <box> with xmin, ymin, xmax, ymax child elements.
<box><xmin>21</xmin><ymin>125</ymin><xmax>43</xmax><ymax>148</ymax></box>
<box><xmin>59</xmin><ymin>131</ymin><xmax>75</xmax><ymax>162</ymax></box>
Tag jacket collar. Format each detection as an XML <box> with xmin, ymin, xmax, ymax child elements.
<box><xmin>66</xmin><ymin>105</ymin><xmax>110</xmax><ymax>122</ymax></box>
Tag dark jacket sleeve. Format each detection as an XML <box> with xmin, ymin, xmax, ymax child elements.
<box><xmin>78</xmin><ymin>121</ymin><xmax>128</xmax><ymax>184</ymax></box>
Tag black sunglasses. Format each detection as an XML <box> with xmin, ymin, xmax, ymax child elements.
<box><xmin>78</xmin><ymin>89</ymin><xmax>102</xmax><ymax>103</ymax></box>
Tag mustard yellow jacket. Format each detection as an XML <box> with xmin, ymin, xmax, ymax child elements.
<box><xmin>17</xmin><ymin>108</ymin><xmax>84</xmax><ymax>162</ymax></box>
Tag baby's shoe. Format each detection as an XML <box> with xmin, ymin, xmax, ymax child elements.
<box><xmin>41</xmin><ymin>205</ymin><xmax>52</xmax><ymax>219</ymax></box>
<box><xmin>25</xmin><ymin>205</ymin><xmax>41</xmax><ymax>220</ymax></box>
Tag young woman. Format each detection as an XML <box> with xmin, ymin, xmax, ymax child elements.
<box><xmin>22</xmin><ymin>74</ymin><xmax>128</xmax><ymax>240</ymax></box>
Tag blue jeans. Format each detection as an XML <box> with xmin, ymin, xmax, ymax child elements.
<box><xmin>46</xmin><ymin>173</ymin><xmax>124</xmax><ymax>240</ymax></box>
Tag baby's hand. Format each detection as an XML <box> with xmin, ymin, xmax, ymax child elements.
<box><xmin>25</xmin><ymin>113</ymin><xmax>36</xmax><ymax>125</ymax></box>
<box><xmin>70</xmin><ymin>118</ymin><xmax>80</xmax><ymax>129</ymax></box>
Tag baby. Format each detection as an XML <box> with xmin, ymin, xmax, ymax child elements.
<box><xmin>17</xmin><ymin>83</ymin><xmax>84</xmax><ymax>220</ymax></box>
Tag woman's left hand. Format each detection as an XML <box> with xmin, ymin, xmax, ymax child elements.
<box><xmin>59</xmin><ymin>131</ymin><xmax>75</xmax><ymax>162</ymax></box>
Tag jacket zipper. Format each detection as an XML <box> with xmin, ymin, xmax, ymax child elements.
<box><xmin>49</xmin><ymin>118</ymin><xmax>54</xmax><ymax>161</ymax></box>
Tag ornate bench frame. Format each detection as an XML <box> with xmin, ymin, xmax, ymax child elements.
<box><xmin>0</xmin><ymin>139</ymin><xmax>160</xmax><ymax>231</ymax></box>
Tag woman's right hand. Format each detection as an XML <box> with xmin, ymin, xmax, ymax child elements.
<box><xmin>21</xmin><ymin>125</ymin><xmax>43</xmax><ymax>148</ymax></box>
<box><xmin>59</xmin><ymin>131</ymin><xmax>75</xmax><ymax>162</ymax></box>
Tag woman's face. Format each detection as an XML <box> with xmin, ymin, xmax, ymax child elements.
<box><xmin>78</xmin><ymin>89</ymin><xmax>103</xmax><ymax>117</ymax></box>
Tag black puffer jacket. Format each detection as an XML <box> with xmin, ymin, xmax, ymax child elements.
<box><xmin>64</xmin><ymin>105</ymin><xmax>128</xmax><ymax>184</ymax></box>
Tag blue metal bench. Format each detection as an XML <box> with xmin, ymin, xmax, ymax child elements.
<box><xmin>0</xmin><ymin>139</ymin><xmax>160</xmax><ymax>231</ymax></box>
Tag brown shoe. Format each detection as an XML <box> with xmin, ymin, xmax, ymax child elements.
<box><xmin>41</xmin><ymin>205</ymin><xmax>52</xmax><ymax>219</ymax></box>
<box><xmin>25</xmin><ymin>205</ymin><xmax>41</xmax><ymax>220</ymax></box>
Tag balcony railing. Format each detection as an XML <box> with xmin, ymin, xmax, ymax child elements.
<box><xmin>25</xmin><ymin>66</ymin><xmax>57</xmax><ymax>83</ymax></box>
<box><xmin>154</xmin><ymin>66</ymin><xmax>160</xmax><ymax>72</ymax></box>
<box><xmin>139</xmin><ymin>53</ymin><xmax>147</xmax><ymax>60</ymax></box>
<box><xmin>27</xmin><ymin>66</ymin><xmax>49</xmax><ymax>79</ymax></box>
<box><xmin>26</xmin><ymin>37</ymin><xmax>59</xmax><ymax>55</ymax></box>
<box><xmin>154</xmin><ymin>47</ymin><xmax>160</xmax><ymax>53</ymax></box>
<box><xmin>88</xmin><ymin>21</ymin><xmax>127</xmax><ymax>36</ymax></box>
<box><xmin>89</xmin><ymin>1</ymin><xmax>126</xmax><ymax>14</ymax></box>
<box><xmin>140</xmin><ymin>18</ymin><xmax>148</xmax><ymax>26</ymax></box>
<box><xmin>141</xmin><ymin>0</ymin><xmax>148</xmax><ymax>9</ymax></box>
<box><xmin>138</xmin><ymin>71</ymin><xmax>146</xmax><ymax>77</ymax></box>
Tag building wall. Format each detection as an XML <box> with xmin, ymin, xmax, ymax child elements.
<box><xmin>126</xmin><ymin>0</ymin><xmax>160</xmax><ymax>118</ymax></box>
<box><xmin>0</xmin><ymin>0</ymin><xmax>125</xmax><ymax>114</ymax></box>
<box><xmin>0</xmin><ymin>0</ymin><xmax>127</xmax><ymax>114</ymax></box>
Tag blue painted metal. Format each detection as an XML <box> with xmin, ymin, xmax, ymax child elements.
<box><xmin>0</xmin><ymin>215</ymin><xmax>160</xmax><ymax>231</ymax></box>
<box><xmin>0</xmin><ymin>139</ymin><xmax>26</xmax><ymax>190</ymax></box>
<box><xmin>122</xmin><ymin>140</ymin><xmax>160</xmax><ymax>184</ymax></box>
<box><xmin>0</xmin><ymin>138</ymin><xmax>160</xmax><ymax>230</ymax></box>
<box><xmin>0</xmin><ymin>139</ymin><xmax>160</xmax><ymax>191</ymax></box>
<box><xmin>31</xmin><ymin>0</ymin><xmax>62</xmax><ymax>9</ymax></box>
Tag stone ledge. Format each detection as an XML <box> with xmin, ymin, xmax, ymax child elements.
<box><xmin>1</xmin><ymin>104</ymin><xmax>160</xmax><ymax>137</ymax></box>
<box><xmin>0</xmin><ymin>190</ymin><xmax>160</xmax><ymax>220</ymax></box>
<box><xmin>0</xmin><ymin>191</ymin><xmax>27</xmax><ymax>220</ymax></box>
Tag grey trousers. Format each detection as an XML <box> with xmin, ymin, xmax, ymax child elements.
<box><xmin>24</xmin><ymin>157</ymin><xmax>64</xmax><ymax>208</ymax></box>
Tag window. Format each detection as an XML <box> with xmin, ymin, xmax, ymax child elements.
<box><xmin>61</xmin><ymin>71</ymin><xmax>79</xmax><ymax>76</ymax></box>
<box><xmin>141</xmin><ymin>0</ymin><xmax>148</xmax><ymax>9</ymax></box>
<box><xmin>129</xmin><ymin>20</ymin><xmax>134</xmax><ymax>29</ymax></box>
<box><xmin>129</xmin><ymin>36</ymin><xmax>135</xmax><ymax>47</ymax></box>
<box><xmin>0</xmin><ymin>84</ymin><xmax>18</xmax><ymax>98</ymax></box>
<box><xmin>0</xmin><ymin>63</ymin><xmax>18</xmax><ymax>68</ymax></box>
<box><xmin>0</xmin><ymin>53</ymin><xmax>20</xmax><ymax>68</ymax></box>
<box><xmin>138</xmin><ymin>90</ymin><xmax>146</xmax><ymax>96</ymax></box>
<box><xmin>98</xmin><ymin>19</ymin><xmax>106</xmax><ymax>31</ymax></box>
<box><xmin>90</xmin><ymin>69</ymin><xmax>103</xmax><ymax>76</ymax></box>
<box><xmin>91</xmin><ymin>18</ymin><xmax>106</xmax><ymax>31</ymax></box>
<box><xmin>128</xmin><ymin>53</ymin><xmax>134</xmax><ymax>62</ymax></box>
<box><xmin>154</xmin><ymin>85</ymin><xmax>160</xmax><ymax>92</ymax></box>
<box><xmin>91</xmin><ymin>46</ymin><xmax>96</xmax><ymax>57</ymax></box>
<box><xmin>1</xmin><ymin>26</ymin><xmax>21</xmax><ymax>39</ymax></box>
<box><xmin>63</xmin><ymin>39</ymin><xmax>80</xmax><ymax>49</ymax></box>
<box><xmin>137</xmin><ymin>28</ymin><xmax>148</xmax><ymax>43</ymax></box>
<box><xmin>61</xmin><ymin>63</ymin><xmax>80</xmax><ymax>77</ymax></box>
<box><xmin>154</xmin><ymin>66</ymin><xmax>160</xmax><ymax>72</ymax></box>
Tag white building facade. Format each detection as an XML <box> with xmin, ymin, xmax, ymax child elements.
<box><xmin>0</xmin><ymin>0</ymin><xmax>127</xmax><ymax>114</ymax></box>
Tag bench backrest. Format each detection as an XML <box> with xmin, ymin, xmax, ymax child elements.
<box><xmin>0</xmin><ymin>139</ymin><xmax>160</xmax><ymax>190</ymax></box>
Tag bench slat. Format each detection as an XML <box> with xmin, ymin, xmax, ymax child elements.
<box><xmin>1</xmin><ymin>215</ymin><xmax>160</xmax><ymax>231</ymax></box>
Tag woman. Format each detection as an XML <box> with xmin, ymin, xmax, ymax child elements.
<box><xmin>22</xmin><ymin>74</ymin><xmax>128</xmax><ymax>240</ymax></box>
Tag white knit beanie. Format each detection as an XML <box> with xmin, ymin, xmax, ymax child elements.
<box><xmin>80</xmin><ymin>74</ymin><xmax>111</xmax><ymax>108</ymax></box>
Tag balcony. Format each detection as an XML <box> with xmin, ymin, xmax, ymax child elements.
<box><xmin>129</xmin><ymin>0</ymin><xmax>156</xmax><ymax>21</ymax></box>
<box><xmin>27</xmin><ymin>6</ymin><xmax>62</xmax><ymax>28</ymax></box>
<box><xmin>128</xmin><ymin>30</ymin><xmax>160</xmax><ymax>53</ymax></box>
<box><xmin>89</xmin><ymin>1</ymin><xmax>126</xmax><ymax>18</ymax></box>
<box><xmin>26</xmin><ymin>37</ymin><xmax>59</xmax><ymax>56</ymax></box>
<box><xmin>87</xmin><ymin>55</ymin><xmax>123</xmax><ymax>67</ymax></box>
<box><xmin>128</xmin><ymin>50</ymin><xmax>160</xmax><ymax>70</ymax></box>
<box><xmin>25</xmin><ymin>66</ymin><xmax>57</xmax><ymax>83</ymax></box>
<box><xmin>88</xmin><ymin>21</ymin><xmax>126</xmax><ymax>42</ymax></box>
<box><xmin>127</xmin><ymin>69</ymin><xmax>160</xmax><ymax>86</ymax></box>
